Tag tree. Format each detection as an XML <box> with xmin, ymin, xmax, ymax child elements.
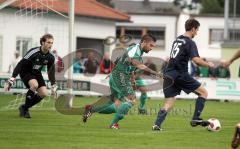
<box><xmin>173</xmin><ymin>0</ymin><xmax>199</xmax><ymax>10</ymax></box>
<box><xmin>201</xmin><ymin>0</ymin><xmax>223</xmax><ymax>14</ymax></box>
<box><xmin>96</xmin><ymin>0</ymin><xmax>114</xmax><ymax>8</ymax></box>
<box><xmin>174</xmin><ymin>0</ymin><xmax>240</xmax><ymax>15</ymax></box>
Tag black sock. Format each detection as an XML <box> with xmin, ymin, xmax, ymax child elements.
<box><xmin>28</xmin><ymin>94</ymin><xmax>43</xmax><ymax>109</ymax></box>
<box><xmin>237</xmin><ymin>128</ymin><xmax>240</xmax><ymax>135</ymax></box>
<box><xmin>155</xmin><ymin>109</ymin><xmax>168</xmax><ymax>127</ymax></box>
<box><xmin>25</xmin><ymin>94</ymin><xmax>43</xmax><ymax>109</ymax></box>
<box><xmin>192</xmin><ymin>97</ymin><xmax>206</xmax><ymax>120</ymax></box>
<box><xmin>25</xmin><ymin>89</ymin><xmax>36</xmax><ymax>109</ymax></box>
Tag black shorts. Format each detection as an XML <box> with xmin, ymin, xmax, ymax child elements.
<box><xmin>20</xmin><ymin>72</ymin><xmax>46</xmax><ymax>89</ymax></box>
<box><xmin>163</xmin><ymin>70</ymin><xmax>201</xmax><ymax>98</ymax></box>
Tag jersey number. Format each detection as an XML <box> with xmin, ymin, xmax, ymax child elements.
<box><xmin>170</xmin><ymin>42</ymin><xmax>182</xmax><ymax>59</ymax></box>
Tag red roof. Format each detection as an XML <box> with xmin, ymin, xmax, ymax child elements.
<box><xmin>1</xmin><ymin>0</ymin><xmax>130</xmax><ymax>22</ymax></box>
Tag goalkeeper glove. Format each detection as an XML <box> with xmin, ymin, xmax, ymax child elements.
<box><xmin>4</xmin><ymin>77</ymin><xmax>16</xmax><ymax>91</ymax></box>
<box><xmin>51</xmin><ymin>84</ymin><xmax>58</xmax><ymax>99</ymax></box>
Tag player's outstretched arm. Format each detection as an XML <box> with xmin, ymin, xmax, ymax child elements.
<box><xmin>224</xmin><ymin>49</ymin><xmax>240</xmax><ymax>67</ymax></box>
<box><xmin>192</xmin><ymin>57</ymin><xmax>214</xmax><ymax>68</ymax></box>
<box><xmin>130</xmin><ymin>58</ymin><xmax>161</xmax><ymax>77</ymax></box>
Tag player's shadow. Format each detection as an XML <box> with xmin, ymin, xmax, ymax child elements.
<box><xmin>55</xmin><ymin>94</ymin><xmax>84</xmax><ymax>115</ymax></box>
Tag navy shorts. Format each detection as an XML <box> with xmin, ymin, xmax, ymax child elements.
<box><xmin>163</xmin><ymin>70</ymin><xmax>201</xmax><ymax>98</ymax></box>
<box><xmin>20</xmin><ymin>72</ymin><xmax>46</xmax><ymax>89</ymax></box>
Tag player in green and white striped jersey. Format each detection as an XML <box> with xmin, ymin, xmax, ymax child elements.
<box><xmin>83</xmin><ymin>34</ymin><xmax>161</xmax><ymax>129</ymax></box>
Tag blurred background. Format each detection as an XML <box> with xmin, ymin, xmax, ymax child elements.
<box><xmin>0</xmin><ymin>0</ymin><xmax>240</xmax><ymax>99</ymax></box>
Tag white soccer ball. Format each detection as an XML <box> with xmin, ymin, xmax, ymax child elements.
<box><xmin>207</xmin><ymin>118</ymin><xmax>221</xmax><ymax>132</ymax></box>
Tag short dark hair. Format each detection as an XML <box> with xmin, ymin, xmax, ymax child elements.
<box><xmin>140</xmin><ymin>34</ymin><xmax>156</xmax><ymax>43</ymax></box>
<box><xmin>40</xmin><ymin>34</ymin><xmax>54</xmax><ymax>45</ymax></box>
<box><xmin>185</xmin><ymin>18</ymin><xmax>200</xmax><ymax>31</ymax></box>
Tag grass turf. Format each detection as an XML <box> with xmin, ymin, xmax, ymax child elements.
<box><xmin>0</xmin><ymin>94</ymin><xmax>239</xmax><ymax>149</ymax></box>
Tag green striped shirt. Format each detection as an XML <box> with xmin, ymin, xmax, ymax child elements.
<box><xmin>113</xmin><ymin>44</ymin><xmax>144</xmax><ymax>74</ymax></box>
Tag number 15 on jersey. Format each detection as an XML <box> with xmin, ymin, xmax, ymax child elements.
<box><xmin>170</xmin><ymin>42</ymin><xmax>182</xmax><ymax>59</ymax></box>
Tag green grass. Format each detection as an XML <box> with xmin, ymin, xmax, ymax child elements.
<box><xmin>0</xmin><ymin>94</ymin><xmax>239</xmax><ymax>149</ymax></box>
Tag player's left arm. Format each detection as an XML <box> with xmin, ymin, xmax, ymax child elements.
<box><xmin>47</xmin><ymin>57</ymin><xmax>56</xmax><ymax>85</ymax></box>
<box><xmin>47</xmin><ymin>56</ymin><xmax>57</xmax><ymax>98</ymax></box>
<box><xmin>192</xmin><ymin>57</ymin><xmax>214</xmax><ymax>68</ymax></box>
<box><xmin>190</xmin><ymin>41</ymin><xmax>214</xmax><ymax>68</ymax></box>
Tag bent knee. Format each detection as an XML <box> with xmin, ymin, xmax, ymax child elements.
<box><xmin>200</xmin><ymin>92</ymin><xmax>208</xmax><ymax>99</ymax></box>
<box><xmin>197</xmin><ymin>87</ymin><xmax>208</xmax><ymax>99</ymax></box>
<box><xmin>38</xmin><ymin>90</ymin><xmax>48</xmax><ymax>98</ymax></box>
<box><xmin>28</xmin><ymin>80</ymin><xmax>39</xmax><ymax>91</ymax></box>
<box><xmin>236</xmin><ymin>123</ymin><xmax>240</xmax><ymax>128</ymax></box>
<box><xmin>29</xmin><ymin>84</ymin><xmax>38</xmax><ymax>91</ymax></box>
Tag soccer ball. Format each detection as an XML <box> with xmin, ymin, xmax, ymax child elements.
<box><xmin>207</xmin><ymin>118</ymin><xmax>221</xmax><ymax>132</ymax></box>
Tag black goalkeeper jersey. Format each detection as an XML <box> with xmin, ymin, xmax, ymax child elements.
<box><xmin>12</xmin><ymin>47</ymin><xmax>56</xmax><ymax>85</ymax></box>
<box><xmin>166</xmin><ymin>35</ymin><xmax>199</xmax><ymax>72</ymax></box>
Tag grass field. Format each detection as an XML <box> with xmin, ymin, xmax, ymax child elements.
<box><xmin>0</xmin><ymin>94</ymin><xmax>239</xmax><ymax>149</ymax></box>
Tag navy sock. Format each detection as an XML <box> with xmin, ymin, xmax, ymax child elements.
<box><xmin>192</xmin><ymin>97</ymin><xmax>206</xmax><ymax>120</ymax></box>
<box><xmin>154</xmin><ymin>109</ymin><xmax>167</xmax><ymax>127</ymax></box>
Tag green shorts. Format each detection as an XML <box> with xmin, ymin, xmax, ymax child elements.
<box><xmin>135</xmin><ymin>77</ymin><xmax>146</xmax><ymax>87</ymax></box>
<box><xmin>109</xmin><ymin>71</ymin><xmax>135</xmax><ymax>102</ymax></box>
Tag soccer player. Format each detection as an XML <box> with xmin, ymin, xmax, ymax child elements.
<box><xmin>232</xmin><ymin>123</ymin><xmax>240</xmax><ymax>149</ymax></box>
<box><xmin>152</xmin><ymin>18</ymin><xmax>215</xmax><ymax>131</ymax></box>
<box><xmin>90</xmin><ymin>72</ymin><xmax>148</xmax><ymax>116</ymax></box>
<box><xmin>223</xmin><ymin>49</ymin><xmax>240</xmax><ymax>68</ymax></box>
<box><xmin>221</xmin><ymin>50</ymin><xmax>240</xmax><ymax>149</ymax></box>
<box><xmin>5</xmin><ymin>34</ymin><xmax>57</xmax><ymax>118</ymax></box>
<box><xmin>83</xmin><ymin>34</ymin><xmax>161</xmax><ymax>129</ymax></box>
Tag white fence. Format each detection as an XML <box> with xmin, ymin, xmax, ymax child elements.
<box><xmin>0</xmin><ymin>73</ymin><xmax>240</xmax><ymax>101</ymax></box>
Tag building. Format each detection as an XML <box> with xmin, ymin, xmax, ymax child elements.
<box><xmin>113</xmin><ymin>0</ymin><xmax>240</xmax><ymax>62</ymax></box>
<box><xmin>113</xmin><ymin>0</ymin><xmax>181</xmax><ymax>58</ymax></box>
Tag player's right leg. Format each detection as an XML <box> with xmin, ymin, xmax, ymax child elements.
<box><xmin>98</xmin><ymin>103</ymin><xmax>117</xmax><ymax>114</ymax></box>
<box><xmin>19</xmin><ymin>75</ymin><xmax>39</xmax><ymax>118</ymax></box>
<box><xmin>152</xmin><ymin>98</ymin><xmax>176</xmax><ymax>131</ymax></box>
<box><xmin>174</xmin><ymin>73</ymin><xmax>210</xmax><ymax>127</ymax></box>
<box><xmin>82</xmin><ymin>74</ymin><xmax>117</xmax><ymax>123</ymax></box>
<box><xmin>152</xmin><ymin>74</ymin><xmax>179</xmax><ymax>131</ymax></box>
<box><xmin>108</xmin><ymin>72</ymin><xmax>136</xmax><ymax>129</ymax></box>
<box><xmin>231</xmin><ymin>123</ymin><xmax>240</xmax><ymax>149</ymax></box>
<box><xmin>109</xmin><ymin>95</ymin><xmax>135</xmax><ymax>129</ymax></box>
<box><xmin>82</xmin><ymin>96</ymin><xmax>114</xmax><ymax>123</ymax></box>
<box><xmin>190</xmin><ymin>86</ymin><xmax>210</xmax><ymax>127</ymax></box>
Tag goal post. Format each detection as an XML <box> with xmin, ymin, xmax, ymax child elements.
<box><xmin>67</xmin><ymin>0</ymin><xmax>75</xmax><ymax>107</ymax></box>
<box><xmin>0</xmin><ymin>0</ymin><xmax>75</xmax><ymax>107</ymax></box>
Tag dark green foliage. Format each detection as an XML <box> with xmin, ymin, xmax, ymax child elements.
<box><xmin>96</xmin><ymin>0</ymin><xmax>114</xmax><ymax>8</ymax></box>
<box><xmin>201</xmin><ymin>0</ymin><xmax>223</xmax><ymax>14</ymax></box>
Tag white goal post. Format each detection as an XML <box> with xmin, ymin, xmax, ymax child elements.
<box><xmin>0</xmin><ymin>0</ymin><xmax>75</xmax><ymax>107</ymax></box>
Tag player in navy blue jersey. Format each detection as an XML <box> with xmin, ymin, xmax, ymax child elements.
<box><xmin>5</xmin><ymin>34</ymin><xmax>57</xmax><ymax>118</ymax></box>
<box><xmin>152</xmin><ymin>18</ymin><xmax>215</xmax><ymax>131</ymax></box>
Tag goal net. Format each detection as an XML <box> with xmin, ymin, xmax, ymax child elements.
<box><xmin>0</xmin><ymin>0</ymin><xmax>72</xmax><ymax>109</ymax></box>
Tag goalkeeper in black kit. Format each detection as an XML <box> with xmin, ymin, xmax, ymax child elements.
<box><xmin>5</xmin><ymin>34</ymin><xmax>57</xmax><ymax>118</ymax></box>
